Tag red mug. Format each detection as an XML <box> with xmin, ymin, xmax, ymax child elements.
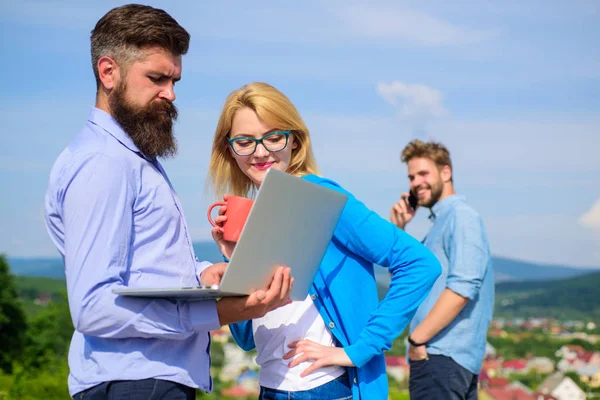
<box><xmin>207</xmin><ymin>196</ymin><xmax>254</xmax><ymax>242</ymax></box>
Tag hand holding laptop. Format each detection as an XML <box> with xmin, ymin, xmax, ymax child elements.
<box><xmin>113</xmin><ymin>169</ymin><xmax>346</xmax><ymax>301</ymax></box>
<box><xmin>215</xmin><ymin>265</ymin><xmax>294</xmax><ymax>325</ymax></box>
<box><xmin>199</xmin><ymin>262</ymin><xmax>228</xmax><ymax>286</ymax></box>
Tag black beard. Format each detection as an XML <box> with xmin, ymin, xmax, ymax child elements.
<box><xmin>109</xmin><ymin>83</ymin><xmax>179</xmax><ymax>159</ymax></box>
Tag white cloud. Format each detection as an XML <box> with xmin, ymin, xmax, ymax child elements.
<box><xmin>579</xmin><ymin>199</ymin><xmax>600</xmax><ymax>229</ymax></box>
<box><xmin>377</xmin><ymin>81</ymin><xmax>449</xmax><ymax>120</ymax></box>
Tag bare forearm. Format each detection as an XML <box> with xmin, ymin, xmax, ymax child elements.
<box><xmin>410</xmin><ymin>288</ymin><xmax>469</xmax><ymax>344</ymax></box>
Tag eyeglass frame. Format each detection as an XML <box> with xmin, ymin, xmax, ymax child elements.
<box><xmin>227</xmin><ymin>130</ymin><xmax>292</xmax><ymax>156</ymax></box>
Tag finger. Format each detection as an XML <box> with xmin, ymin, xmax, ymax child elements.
<box><xmin>223</xmin><ymin>194</ymin><xmax>229</xmax><ymax>201</ymax></box>
<box><xmin>300</xmin><ymin>359</ymin><xmax>328</xmax><ymax>377</ymax></box>
<box><xmin>400</xmin><ymin>192</ymin><xmax>410</xmax><ymax>201</ymax></box>
<box><xmin>397</xmin><ymin>199</ymin><xmax>408</xmax><ymax>213</ymax></box>
<box><xmin>393</xmin><ymin>203</ymin><xmax>404</xmax><ymax>215</ymax></box>
<box><xmin>286</xmin><ymin>343</ymin><xmax>319</xmax><ymax>366</ymax></box>
<box><xmin>218</xmin><ymin>205</ymin><xmax>227</xmax><ymax>216</ymax></box>
<box><xmin>288</xmin><ymin>350</ymin><xmax>322</xmax><ymax>368</ymax></box>
<box><xmin>211</xmin><ymin>227</ymin><xmax>223</xmax><ymax>239</ymax></box>
<box><xmin>264</xmin><ymin>267</ymin><xmax>284</xmax><ymax>304</ymax></box>
<box><xmin>292</xmin><ymin>339</ymin><xmax>316</xmax><ymax>347</ymax></box>
<box><xmin>288</xmin><ymin>352</ymin><xmax>313</xmax><ymax>368</ymax></box>
<box><xmin>283</xmin><ymin>348</ymin><xmax>300</xmax><ymax>360</ymax></box>
<box><xmin>215</xmin><ymin>215</ymin><xmax>227</xmax><ymax>225</ymax></box>
<box><xmin>279</xmin><ymin>267</ymin><xmax>291</xmax><ymax>302</ymax></box>
<box><xmin>246</xmin><ymin>290</ymin><xmax>267</xmax><ymax>308</ymax></box>
<box><xmin>288</xmin><ymin>277</ymin><xmax>294</xmax><ymax>298</ymax></box>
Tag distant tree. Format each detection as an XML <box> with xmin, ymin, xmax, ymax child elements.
<box><xmin>22</xmin><ymin>291</ymin><xmax>73</xmax><ymax>370</ymax></box>
<box><xmin>0</xmin><ymin>254</ymin><xmax>28</xmax><ymax>373</ymax></box>
<box><xmin>210</xmin><ymin>340</ymin><xmax>225</xmax><ymax>370</ymax></box>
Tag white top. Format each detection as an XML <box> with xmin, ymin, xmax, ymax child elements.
<box><xmin>252</xmin><ymin>294</ymin><xmax>346</xmax><ymax>391</ymax></box>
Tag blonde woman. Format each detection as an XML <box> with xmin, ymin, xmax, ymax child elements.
<box><xmin>207</xmin><ymin>82</ymin><xmax>441</xmax><ymax>400</ymax></box>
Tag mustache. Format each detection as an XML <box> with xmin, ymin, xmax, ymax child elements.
<box><xmin>150</xmin><ymin>100</ymin><xmax>178</xmax><ymax>120</ymax></box>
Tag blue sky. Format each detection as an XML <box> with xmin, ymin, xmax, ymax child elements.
<box><xmin>1</xmin><ymin>0</ymin><xmax>599</xmax><ymax>268</ymax></box>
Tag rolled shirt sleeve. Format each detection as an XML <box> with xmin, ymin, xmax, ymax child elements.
<box><xmin>445</xmin><ymin>209</ymin><xmax>490</xmax><ymax>300</ymax></box>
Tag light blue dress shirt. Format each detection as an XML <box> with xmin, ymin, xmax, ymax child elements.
<box><xmin>409</xmin><ymin>195</ymin><xmax>494</xmax><ymax>374</ymax></box>
<box><xmin>44</xmin><ymin>108</ymin><xmax>221</xmax><ymax>396</ymax></box>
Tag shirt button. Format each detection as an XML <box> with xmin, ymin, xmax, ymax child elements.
<box><xmin>310</xmin><ymin>294</ymin><xmax>317</xmax><ymax>301</ymax></box>
<box><xmin>353</xmin><ymin>377</ymin><xmax>357</xmax><ymax>384</ymax></box>
<box><xmin>329</xmin><ymin>322</ymin><xmax>335</xmax><ymax>329</ymax></box>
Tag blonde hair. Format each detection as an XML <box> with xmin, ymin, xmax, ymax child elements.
<box><xmin>208</xmin><ymin>82</ymin><xmax>320</xmax><ymax>199</ymax></box>
<box><xmin>401</xmin><ymin>139</ymin><xmax>453</xmax><ymax>181</ymax></box>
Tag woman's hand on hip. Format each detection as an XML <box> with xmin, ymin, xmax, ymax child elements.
<box><xmin>283</xmin><ymin>340</ymin><xmax>354</xmax><ymax>377</ymax></box>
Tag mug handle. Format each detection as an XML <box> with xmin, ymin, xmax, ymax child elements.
<box><xmin>207</xmin><ymin>202</ymin><xmax>227</xmax><ymax>227</ymax></box>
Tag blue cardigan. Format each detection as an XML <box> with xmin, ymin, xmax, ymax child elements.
<box><xmin>229</xmin><ymin>175</ymin><xmax>441</xmax><ymax>399</ymax></box>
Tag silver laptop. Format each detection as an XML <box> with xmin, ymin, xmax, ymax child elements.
<box><xmin>113</xmin><ymin>168</ymin><xmax>348</xmax><ymax>301</ymax></box>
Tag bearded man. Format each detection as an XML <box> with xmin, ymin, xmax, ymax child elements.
<box><xmin>44</xmin><ymin>5</ymin><xmax>292</xmax><ymax>399</ymax></box>
<box><xmin>390</xmin><ymin>140</ymin><xmax>495</xmax><ymax>400</ymax></box>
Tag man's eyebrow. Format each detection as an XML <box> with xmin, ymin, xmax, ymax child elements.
<box><xmin>148</xmin><ymin>72</ymin><xmax>181</xmax><ymax>82</ymax></box>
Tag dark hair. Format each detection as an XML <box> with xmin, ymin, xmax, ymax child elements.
<box><xmin>90</xmin><ymin>4</ymin><xmax>190</xmax><ymax>87</ymax></box>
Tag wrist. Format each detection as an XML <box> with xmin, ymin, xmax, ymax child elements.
<box><xmin>408</xmin><ymin>335</ymin><xmax>428</xmax><ymax>347</ymax></box>
<box><xmin>215</xmin><ymin>298</ymin><xmax>242</xmax><ymax>326</ymax></box>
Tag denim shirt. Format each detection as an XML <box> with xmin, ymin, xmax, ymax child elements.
<box><xmin>409</xmin><ymin>195</ymin><xmax>494</xmax><ymax>374</ymax></box>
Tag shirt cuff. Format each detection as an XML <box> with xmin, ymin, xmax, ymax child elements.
<box><xmin>344</xmin><ymin>340</ymin><xmax>376</xmax><ymax>368</ymax></box>
<box><xmin>187</xmin><ymin>299</ymin><xmax>221</xmax><ymax>333</ymax></box>
<box><xmin>447</xmin><ymin>280</ymin><xmax>479</xmax><ymax>300</ymax></box>
<box><xmin>194</xmin><ymin>260</ymin><xmax>213</xmax><ymax>284</ymax></box>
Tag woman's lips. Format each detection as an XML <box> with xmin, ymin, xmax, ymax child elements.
<box><xmin>253</xmin><ymin>161</ymin><xmax>274</xmax><ymax>171</ymax></box>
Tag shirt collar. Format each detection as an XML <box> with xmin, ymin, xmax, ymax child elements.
<box><xmin>87</xmin><ymin>107</ymin><xmax>154</xmax><ymax>161</ymax></box>
<box><xmin>429</xmin><ymin>194</ymin><xmax>465</xmax><ymax>221</ymax></box>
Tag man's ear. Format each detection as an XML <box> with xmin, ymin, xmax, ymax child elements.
<box><xmin>441</xmin><ymin>165</ymin><xmax>452</xmax><ymax>183</ymax></box>
<box><xmin>97</xmin><ymin>56</ymin><xmax>120</xmax><ymax>90</ymax></box>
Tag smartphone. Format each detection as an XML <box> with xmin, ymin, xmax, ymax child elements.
<box><xmin>408</xmin><ymin>191</ymin><xmax>419</xmax><ymax>210</ymax></box>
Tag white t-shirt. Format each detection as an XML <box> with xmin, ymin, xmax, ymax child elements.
<box><xmin>252</xmin><ymin>294</ymin><xmax>346</xmax><ymax>391</ymax></box>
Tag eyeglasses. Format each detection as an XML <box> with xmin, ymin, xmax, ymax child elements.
<box><xmin>227</xmin><ymin>130</ymin><xmax>291</xmax><ymax>156</ymax></box>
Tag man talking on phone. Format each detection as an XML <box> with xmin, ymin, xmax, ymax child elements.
<box><xmin>390</xmin><ymin>140</ymin><xmax>494</xmax><ymax>400</ymax></box>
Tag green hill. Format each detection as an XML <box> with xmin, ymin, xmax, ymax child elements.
<box><xmin>495</xmin><ymin>272</ymin><xmax>600</xmax><ymax>320</ymax></box>
<box><xmin>14</xmin><ymin>276</ymin><xmax>67</xmax><ymax>316</ymax></box>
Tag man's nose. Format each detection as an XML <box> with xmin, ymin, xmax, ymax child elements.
<box><xmin>411</xmin><ymin>178</ymin><xmax>423</xmax><ymax>190</ymax></box>
<box><xmin>159</xmin><ymin>82</ymin><xmax>176</xmax><ymax>102</ymax></box>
